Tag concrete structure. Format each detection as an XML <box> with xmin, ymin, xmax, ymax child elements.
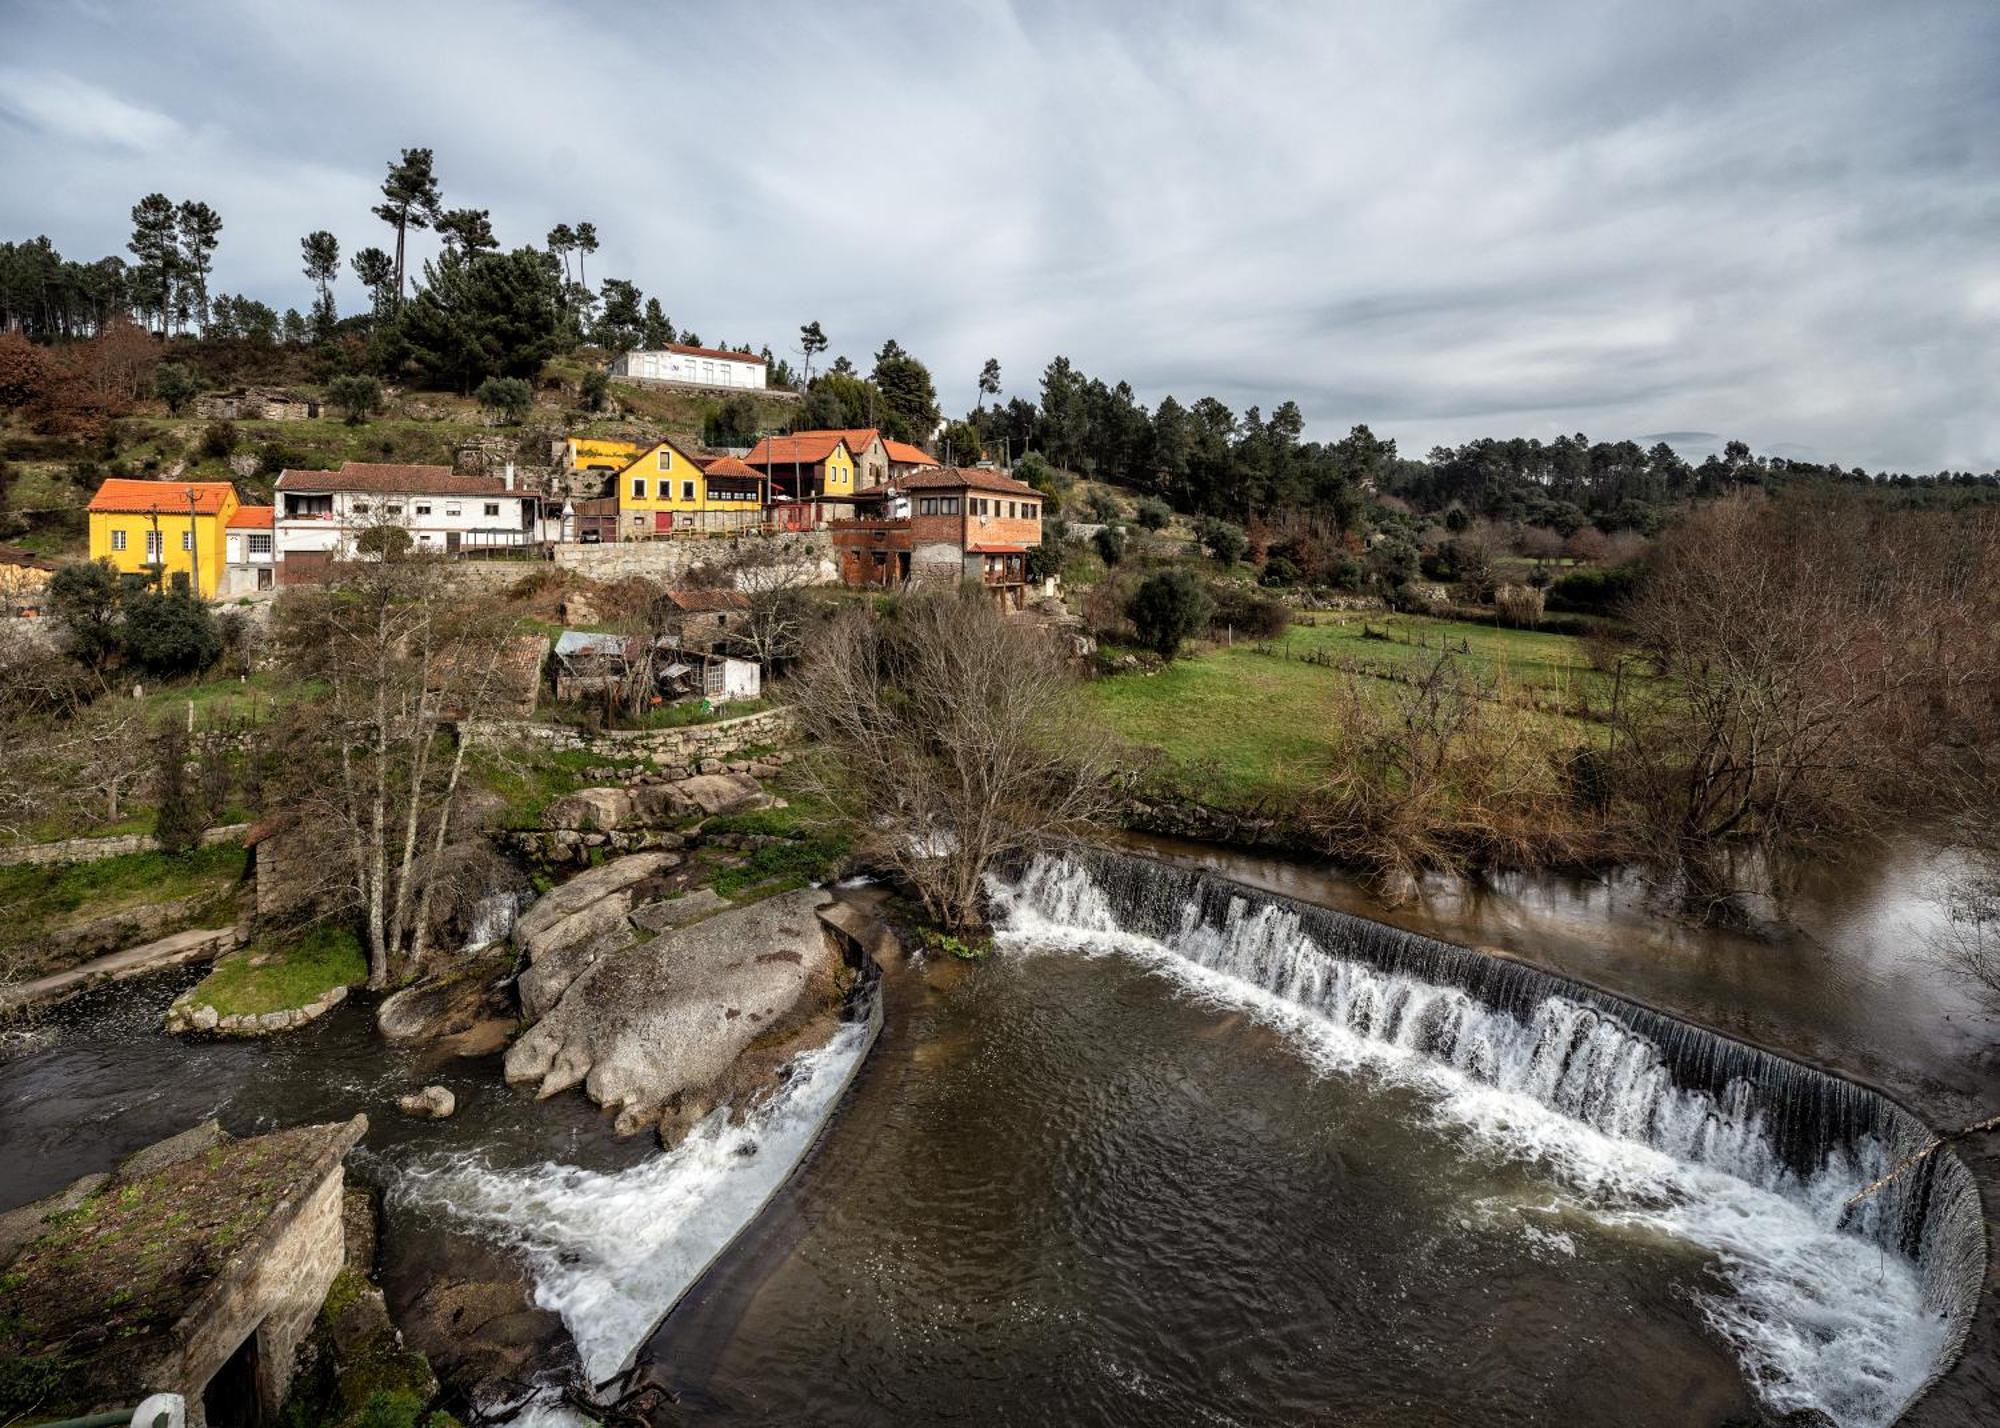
<box><xmin>609</xmin><ymin>343</ymin><xmax>768</xmax><ymax>391</ymax></box>
<box><xmin>221</xmin><ymin>505</ymin><xmax>275</xmax><ymax>594</ymax></box>
<box><xmin>274</xmin><ymin>462</ymin><xmax>543</xmax><ymax>579</ymax></box>
<box><xmin>830</xmin><ymin>466</ymin><xmax>1044</xmax><ymax>609</ymax></box>
<box><xmin>742</xmin><ymin>433</ymin><xmax>858</xmax><ymax>527</ymax></box>
<box><xmin>87</xmin><ymin>479</ymin><xmax>241</xmax><ymax>597</ymax></box>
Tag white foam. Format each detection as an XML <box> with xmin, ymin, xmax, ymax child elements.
<box><xmin>991</xmin><ymin>856</ymin><xmax>1949</xmax><ymax>1428</ymax></box>
<box><xmin>394</xmin><ymin>1021</ymin><xmax>870</xmax><ymax>1398</ymax></box>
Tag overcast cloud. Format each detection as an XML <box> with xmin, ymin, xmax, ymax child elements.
<box><xmin>2</xmin><ymin>0</ymin><xmax>1995</xmax><ymax>470</ymax></box>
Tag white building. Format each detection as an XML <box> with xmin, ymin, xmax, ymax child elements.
<box><xmin>273</xmin><ymin>462</ymin><xmax>544</xmax><ymax>580</ymax></box>
<box><xmin>221</xmin><ymin>504</ymin><xmax>276</xmax><ymax>594</ymax></box>
<box><xmin>609</xmin><ymin>343</ymin><xmax>768</xmax><ymax>392</ymax></box>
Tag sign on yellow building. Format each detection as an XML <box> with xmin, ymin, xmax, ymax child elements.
<box><xmin>86</xmin><ymin>479</ymin><xmax>240</xmax><ymax>597</ymax></box>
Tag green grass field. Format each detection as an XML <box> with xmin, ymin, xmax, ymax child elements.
<box><xmin>181</xmin><ymin>923</ymin><xmax>366</xmax><ymax>1018</ymax></box>
<box><xmin>1081</xmin><ymin>613</ymin><xmax>1608</xmax><ymax>807</ymax></box>
<box><xmin>0</xmin><ymin>843</ymin><xmax>247</xmax><ymax>952</ymax></box>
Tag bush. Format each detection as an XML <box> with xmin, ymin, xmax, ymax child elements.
<box><xmin>1494</xmin><ymin>583</ymin><xmax>1546</xmax><ymax>628</ymax></box>
<box><xmin>154</xmin><ymin>362</ymin><xmax>201</xmax><ymax>415</ymax></box>
<box><xmin>1086</xmin><ymin>490</ymin><xmax>1121</xmax><ymax>523</ymax></box>
<box><xmin>1092</xmin><ymin>524</ymin><xmax>1126</xmax><ymax>567</ymax></box>
<box><xmin>1014</xmin><ymin>452</ymin><xmax>1071</xmax><ymax>512</ymax></box>
<box><xmin>152</xmin><ymin>720</ymin><xmax>207</xmax><ymax>854</ymax></box>
<box><xmin>1135</xmin><ymin>497</ymin><xmax>1172</xmax><ymax>531</ymax></box>
<box><xmin>197</xmin><ymin>420</ymin><xmax>238</xmax><ymax>460</ymax></box>
<box><xmin>1259</xmin><ymin>555</ymin><xmax>1301</xmax><ymax>587</ymax></box>
<box><xmin>354</xmin><ymin>524</ymin><xmax>414</xmax><ymax>559</ymax></box>
<box><xmin>1547</xmin><ymin>560</ymin><xmax>1645</xmax><ymax>616</ymax></box>
<box><xmin>1197</xmin><ymin>517</ymin><xmax>1248</xmax><ymax>565</ymax></box>
<box><xmin>580</xmin><ymin>367</ymin><xmax>611</xmax><ymax>412</ymax></box>
<box><xmin>476</xmin><ymin>375</ymin><xmax>534</xmax><ymax>423</ymax></box>
<box><xmin>1126</xmin><ymin>567</ymin><xmax>1213</xmax><ymax>659</ymax></box>
<box><xmin>1208</xmin><ymin>583</ymin><xmax>1291</xmax><ymax>640</ymax></box>
<box><xmin>326</xmin><ymin>373</ymin><xmax>384</xmax><ymax>426</ymax></box>
<box><xmin>122</xmin><ymin>584</ymin><xmax>222</xmax><ymax>676</ymax></box>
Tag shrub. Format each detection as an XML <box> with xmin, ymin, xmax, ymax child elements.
<box><xmin>1135</xmin><ymin>497</ymin><xmax>1171</xmax><ymax>531</ymax></box>
<box><xmin>152</xmin><ymin>720</ymin><xmax>207</xmax><ymax>854</ymax></box>
<box><xmin>476</xmin><ymin>375</ymin><xmax>534</xmax><ymax>424</ymax></box>
<box><xmin>1208</xmin><ymin>583</ymin><xmax>1291</xmax><ymax>640</ymax></box>
<box><xmin>1086</xmin><ymin>490</ymin><xmax>1121</xmax><ymax>523</ymax></box>
<box><xmin>197</xmin><ymin>420</ymin><xmax>238</xmax><ymax>460</ymax></box>
<box><xmin>1547</xmin><ymin>561</ymin><xmax>1645</xmax><ymax>616</ymax></box>
<box><xmin>1014</xmin><ymin>452</ymin><xmax>1071</xmax><ymax>512</ymax></box>
<box><xmin>1092</xmin><ymin>524</ymin><xmax>1126</xmax><ymax>567</ymax></box>
<box><xmin>122</xmin><ymin>584</ymin><xmax>222</xmax><ymax>676</ymax></box>
<box><xmin>1126</xmin><ymin>567</ymin><xmax>1213</xmax><ymax>659</ymax></box>
<box><xmin>326</xmin><ymin>373</ymin><xmax>384</xmax><ymax>426</ymax></box>
<box><xmin>258</xmin><ymin>440</ymin><xmax>305</xmax><ymax>477</ymax></box>
<box><xmin>1196</xmin><ymin>517</ymin><xmax>1248</xmax><ymax>565</ymax></box>
<box><xmin>1259</xmin><ymin>555</ymin><xmax>1301</xmax><ymax>587</ymax></box>
<box><xmin>580</xmin><ymin>367</ymin><xmax>611</xmax><ymax>412</ymax></box>
<box><xmin>1494</xmin><ymin>583</ymin><xmax>1546</xmax><ymax>628</ymax></box>
<box><xmin>154</xmin><ymin>362</ymin><xmax>201</xmax><ymax>415</ymax></box>
<box><xmin>354</xmin><ymin>524</ymin><xmax>414</xmax><ymax>559</ymax></box>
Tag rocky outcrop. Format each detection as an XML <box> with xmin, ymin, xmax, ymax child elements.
<box><xmin>375</xmin><ymin>947</ymin><xmax>515</xmax><ymax>1051</ymax></box>
<box><xmin>512</xmin><ymin>851</ymin><xmax>682</xmax><ymax>1019</ymax></box>
<box><xmin>539</xmin><ymin>771</ymin><xmax>773</xmax><ymax>834</ymax></box>
<box><xmin>504</xmin><ymin>887</ymin><xmax>845</xmax><ymax>1139</ymax></box>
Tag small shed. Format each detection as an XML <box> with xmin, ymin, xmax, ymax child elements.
<box><xmin>552</xmin><ymin>630</ymin><xmax>634</xmax><ymax>702</ymax></box>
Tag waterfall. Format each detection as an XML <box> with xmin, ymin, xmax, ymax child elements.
<box><xmin>994</xmin><ymin>848</ymin><xmax>1987</xmax><ymax>1428</ymax></box>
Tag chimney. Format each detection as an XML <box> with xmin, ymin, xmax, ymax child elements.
<box><xmin>503</xmin><ymin>461</ymin><xmax>516</xmax><ymax>491</ymax></box>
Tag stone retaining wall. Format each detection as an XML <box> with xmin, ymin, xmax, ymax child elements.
<box><xmin>0</xmin><ymin>822</ymin><xmax>250</xmax><ymax>868</ymax></box>
<box><xmin>468</xmin><ymin>706</ymin><xmax>797</xmax><ymax>765</ymax></box>
<box><xmin>549</xmin><ymin>531</ymin><xmax>834</xmax><ymax>584</ymax></box>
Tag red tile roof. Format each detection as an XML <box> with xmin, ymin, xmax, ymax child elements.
<box><xmin>698</xmin><ymin>455</ymin><xmax>763</xmax><ymax>481</ymax></box>
<box><xmin>883</xmin><ymin>439</ymin><xmax>939</xmax><ymax>467</ymax></box>
<box><xmin>276</xmin><ymin>463</ymin><xmax>515</xmax><ymax>496</ymax></box>
<box><xmin>227</xmin><ymin>505</ymin><xmax>274</xmax><ymax>530</ymax></box>
<box><xmin>660</xmin><ymin>342</ymin><xmax>766</xmax><ymax>366</ymax></box>
<box><xmin>899</xmin><ymin>466</ymin><xmax>1041</xmax><ymax>497</ymax></box>
<box><xmin>744</xmin><ymin>433</ymin><xmax>852</xmax><ymax>467</ymax></box>
<box><xmin>88</xmin><ymin>478</ymin><xmax>237</xmax><ymax>515</ymax></box>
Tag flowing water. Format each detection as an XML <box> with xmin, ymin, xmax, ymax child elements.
<box><xmin>2</xmin><ymin>848</ymin><xmax>1987</xmax><ymax>1427</ymax></box>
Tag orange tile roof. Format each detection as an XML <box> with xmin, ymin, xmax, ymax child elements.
<box><xmin>227</xmin><ymin>505</ymin><xmax>274</xmax><ymax>530</ymax></box>
<box><xmin>884</xmin><ymin>439</ymin><xmax>939</xmax><ymax>467</ymax></box>
<box><xmin>661</xmin><ymin>342</ymin><xmax>766</xmax><ymax>366</ymax></box>
<box><xmin>899</xmin><ymin>466</ymin><xmax>1041</xmax><ymax>497</ymax></box>
<box><xmin>88</xmin><ymin>479</ymin><xmax>237</xmax><ymax>516</ymax></box>
<box><xmin>744</xmin><ymin>433</ymin><xmax>852</xmax><ymax>467</ymax></box>
<box><xmin>698</xmin><ymin>455</ymin><xmax>763</xmax><ymax>480</ymax></box>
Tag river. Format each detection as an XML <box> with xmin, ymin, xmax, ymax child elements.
<box><xmin>2</xmin><ymin>840</ymin><xmax>1993</xmax><ymax>1426</ymax></box>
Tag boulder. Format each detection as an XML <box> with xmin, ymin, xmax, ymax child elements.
<box><xmin>398</xmin><ymin>1085</ymin><xmax>456</xmax><ymax>1120</ymax></box>
<box><xmin>504</xmin><ymin>887</ymin><xmax>842</xmax><ymax>1137</ymax></box>
<box><xmin>377</xmin><ymin>952</ymin><xmax>511</xmax><ymax>1044</ymax></box>
<box><xmin>670</xmin><ymin>772</ymin><xmax>771</xmax><ymax>817</ymax></box>
<box><xmin>541</xmin><ymin>786</ymin><xmax>634</xmax><ymax>832</ymax></box>
<box><xmin>511</xmin><ymin>852</ymin><xmax>680</xmax><ymax>964</ymax></box>
<box><xmin>627</xmin><ymin>886</ymin><xmax>732</xmax><ymax>935</ymax></box>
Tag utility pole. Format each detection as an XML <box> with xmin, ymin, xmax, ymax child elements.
<box><xmin>185</xmin><ymin>486</ymin><xmax>200</xmax><ymax>598</ymax></box>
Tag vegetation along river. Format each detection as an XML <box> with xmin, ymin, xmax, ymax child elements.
<box><xmin>2</xmin><ymin>843</ymin><xmax>1990</xmax><ymax>1427</ymax></box>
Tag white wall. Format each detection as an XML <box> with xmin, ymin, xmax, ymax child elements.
<box><xmin>275</xmin><ymin>489</ymin><xmax>537</xmax><ymax>559</ymax></box>
<box><xmin>614</xmin><ymin>350</ymin><xmax>767</xmax><ymax>390</ymax></box>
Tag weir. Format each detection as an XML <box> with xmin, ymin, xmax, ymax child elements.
<box><xmin>998</xmin><ymin>846</ymin><xmax>1989</xmax><ymax>1414</ymax></box>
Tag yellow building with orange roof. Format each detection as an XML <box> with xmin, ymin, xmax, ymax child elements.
<box><xmin>86</xmin><ymin>478</ymin><xmax>240</xmax><ymax>597</ymax></box>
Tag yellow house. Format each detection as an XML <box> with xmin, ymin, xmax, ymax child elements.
<box><xmin>615</xmin><ymin>440</ymin><xmax>769</xmax><ymax>536</ymax></box>
<box><xmin>87</xmin><ymin>478</ymin><xmax>240</xmax><ymax>597</ymax></box>
<box><xmin>742</xmin><ymin>434</ymin><xmax>857</xmax><ymax>527</ymax></box>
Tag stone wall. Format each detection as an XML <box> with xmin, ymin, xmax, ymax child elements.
<box><xmin>467</xmin><ymin>705</ymin><xmax>796</xmax><ymax>766</ymax></box>
<box><xmin>549</xmin><ymin>531</ymin><xmax>835</xmax><ymax>585</ymax></box>
<box><xmin>0</xmin><ymin>822</ymin><xmax>250</xmax><ymax>868</ymax></box>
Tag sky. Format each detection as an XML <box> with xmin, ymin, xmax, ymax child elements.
<box><xmin>2</xmin><ymin>0</ymin><xmax>1996</xmax><ymax>472</ymax></box>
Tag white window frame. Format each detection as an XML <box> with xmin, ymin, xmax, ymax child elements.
<box><xmin>112</xmin><ymin>529</ymin><xmax>128</xmax><ymax>552</ymax></box>
<box><xmin>181</xmin><ymin>530</ymin><xmax>192</xmax><ymax>551</ymax></box>
<box><xmin>145</xmin><ymin>530</ymin><xmax>163</xmax><ymax>560</ymax></box>
<box><xmin>248</xmin><ymin>533</ymin><xmax>272</xmax><ymax>556</ymax></box>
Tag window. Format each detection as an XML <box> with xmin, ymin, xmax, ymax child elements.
<box><xmin>657</xmin><ymin>449</ymin><xmax>672</xmax><ymax>471</ymax></box>
<box><xmin>631</xmin><ymin>478</ymin><xmax>647</xmax><ymax>499</ymax></box>
<box><xmin>1024</xmin><ymin>502</ymin><xmax>1037</xmax><ymax>519</ymax></box>
<box><xmin>111</xmin><ymin>529</ymin><xmax>127</xmax><ymax>552</ymax></box>
<box><xmin>385</xmin><ymin>504</ymin><xmax>404</xmax><ymax>517</ymax></box>
<box><xmin>446</xmin><ymin>504</ymin><xmax>461</xmax><ymax>517</ymax></box>
<box><xmin>920</xmin><ymin>497</ymin><xmax>938</xmax><ymax>516</ymax></box>
<box><xmin>145</xmin><ymin>530</ymin><xmax>163</xmax><ymax>560</ymax></box>
<box><xmin>353</xmin><ymin>501</ymin><xmax>371</xmax><ymax>515</ymax></box>
<box><xmin>415</xmin><ymin>502</ymin><xmax>432</xmax><ymax>516</ymax></box>
<box><xmin>941</xmin><ymin>497</ymin><xmax>960</xmax><ymax>515</ymax></box>
<box><xmin>682</xmin><ymin>480</ymin><xmax>696</xmax><ymax>502</ymax></box>
<box><xmin>249</xmin><ymin>534</ymin><xmax>272</xmax><ymax>555</ymax></box>
<box><xmin>181</xmin><ymin>530</ymin><xmax>192</xmax><ymax>551</ymax></box>
<box><xmin>484</xmin><ymin>502</ymin><xmax>501</xmax><ymax>517</ymax></box>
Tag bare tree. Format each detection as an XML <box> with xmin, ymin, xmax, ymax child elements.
<box><xmin>270</xmin><ymin>552</ymin><xmax>517</xmax><ymax>986</ymax></box>
<box><xmin>793</xmin><ymin>588</ymin><xmax>1113</xmax><ymax>932</ymax></box>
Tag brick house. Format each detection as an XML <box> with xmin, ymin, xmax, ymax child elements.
<box><xmin>831</xmin><ymin>466</ymin><xmax>1044</xmax><ymax>610</ymax></box>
